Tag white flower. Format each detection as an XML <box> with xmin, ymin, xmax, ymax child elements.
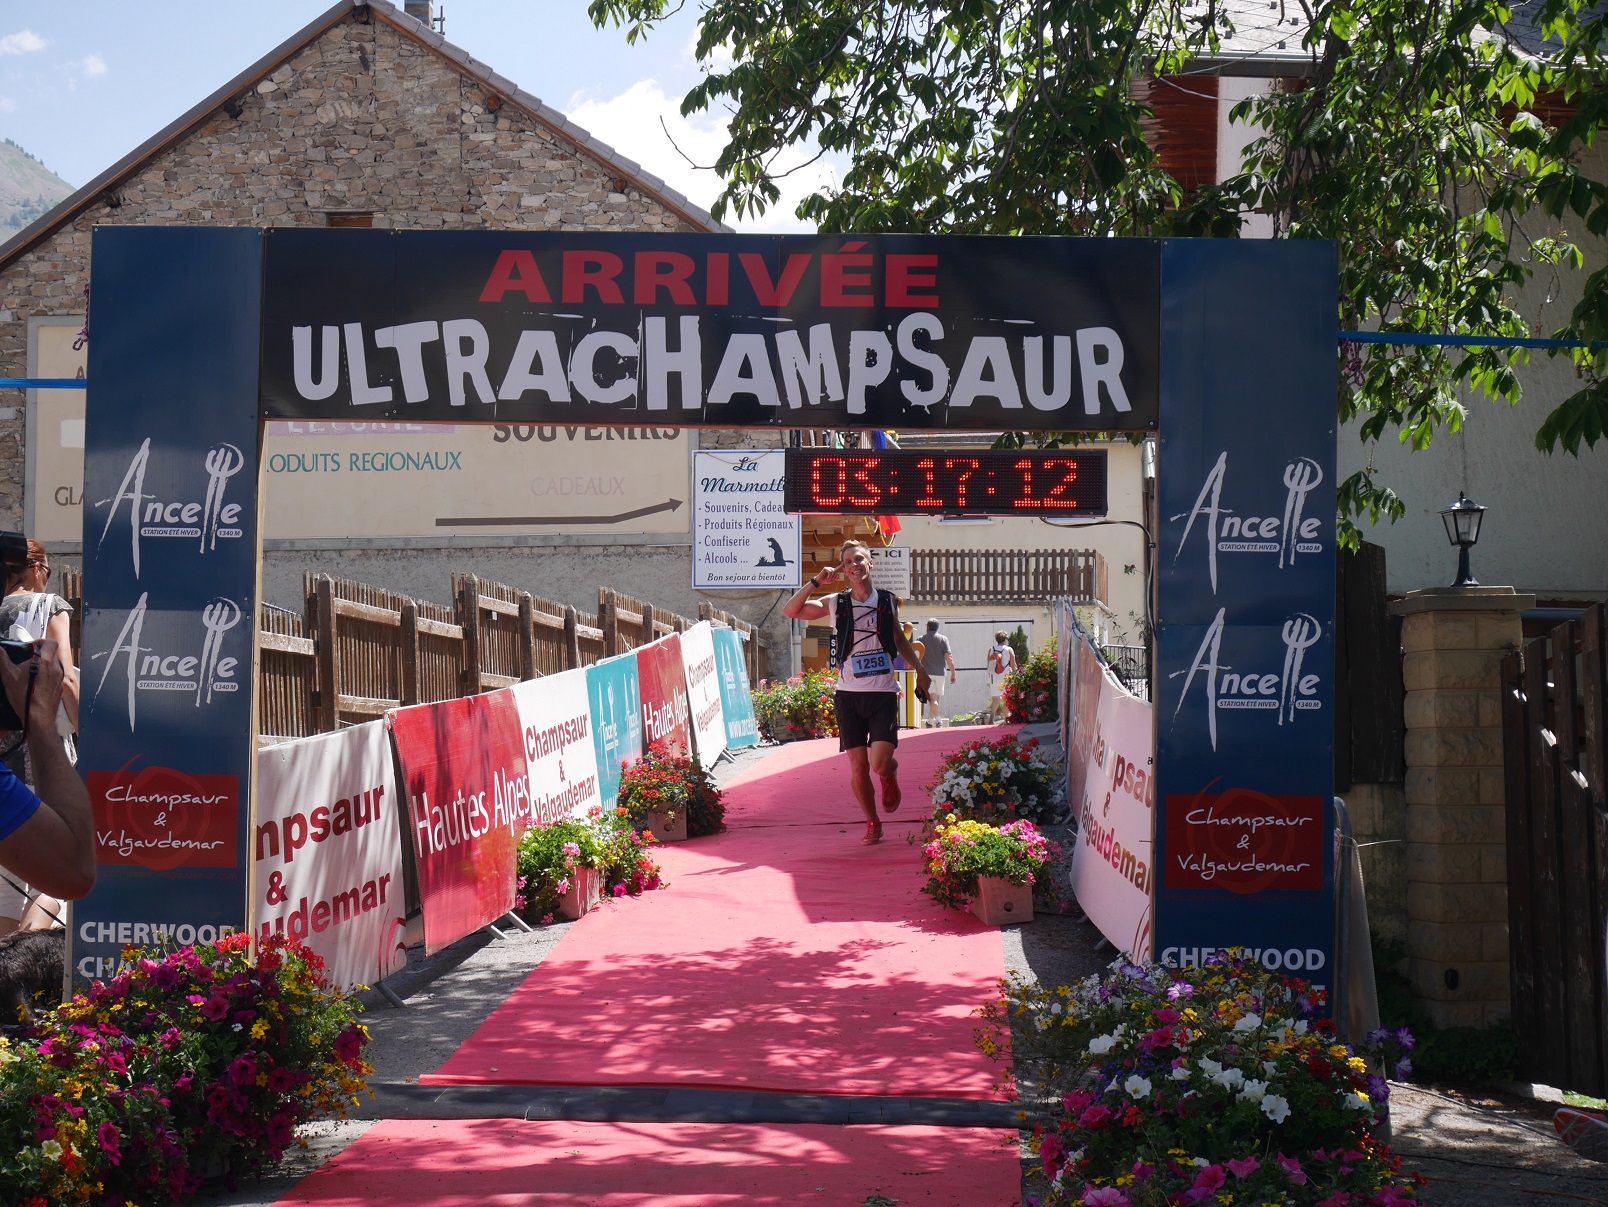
<box><xmin>1293</xmin><ymin>1020</ymin><xmax>1309</xmax><ymax>1035</ymax></box>
<box><xmin>1234</xmin><ymin>1012</ymin><xmax>1262</xmax><ymax>1033</ymax></box>
<box><xmin>1211</xmin><ymin>1067</ymin><xmax>1245</xmax><ymax>1091</ymax></box>
<box><xmin>1198</xmin><ymin>1056</ymin><xmax>1223</xmax><ymax>1077</ymax></box>
<box><xmin>1123</xmin><ymin>1074</ymin><xmax>1153</xmax><ymax>1099</ymax></box>
<box><xmin>1088</xmin><ymin>1033</ymin><xmax>1118</xmax><ymax>1055</ymax></box>
<box><xmin>1345</xmin><ymin>1092</ymin><xmax>1372</xmax><ymax>1112</ymax></box>
<box><xmin>1171</xmin><ymin>1066</ymin><xmax>1191</xmax><ymax>1081</ymax></box>
<box><xmin>1261</xmin><ymin>1094</ymin><xmax>1292</xmax><ymax>1123</ymax></box>
<box><xmin>1050</xmin><ymin>1002</ymin><xmax>1064</xmax><ymax>1015</ymax></box>
<box><xmin>1191</xmin><ymin>1157</ymin><xmax>1210</xmax><ymax>1167</ymax></box>
<box><xmin>1263</xmin><ymin>1061</ymin><xmax>1279</xmax><ymax>1076</ymax></box>
<box><xmin>40</xmin><ymin>1139</ymin><xmax>62</xmax><ymax>1160</ymax></box>
<box><xmin>1238</xmin><ymin>1078</ymin><xmax>1269</xmax><ymax>1103</ymax></box>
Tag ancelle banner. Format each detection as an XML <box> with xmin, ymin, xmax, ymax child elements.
<box><xmin>252</xmin><ymin>723</ymin><xmax>407</xmax><ymax>991</ymax></box>
<box><xmin>389</xmin><ymin>690</ymin><xmax>528</xmax><ymax>955</ymax></box>
<box><xmin>586</xmin><ymin>653</ymin><xmax>644</xmax><ymax>810</ymax></box>
<box><xmin>259</xmin><ymin>231</ymin><xmax>1160</xmax><ymax>432</ymax></box>
<box><xmin>510</xmin><ymin>669</ymin><xmax>602</xmax><ymax>826</ymax></box>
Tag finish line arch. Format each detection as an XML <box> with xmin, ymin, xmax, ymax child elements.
<box><xmin>75</xmin><ymin>227</ymin><xmax>1337</xmax><ymax>992</ymax></box>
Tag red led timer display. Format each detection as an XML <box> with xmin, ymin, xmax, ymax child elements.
<box><xmin>782</xmin><ymin>449</ymin><xmax>1108</xmax><ymax>516</ymax></box>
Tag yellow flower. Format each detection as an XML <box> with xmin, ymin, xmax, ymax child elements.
<box><xmin>1347</xmin><ymin>1056</ymin><xmax>1367</xmax><ymax>1074</ymax></box>
<box><xmin>251</xmin><ymin>1019</ymin><xmax>270</xmax><ymax>1040</ymax></box>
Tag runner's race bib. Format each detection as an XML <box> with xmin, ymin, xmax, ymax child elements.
<box><xmin>850</xmin><ymin>651</ymin><xmax>891</xmax><ymax>679</ymax></box>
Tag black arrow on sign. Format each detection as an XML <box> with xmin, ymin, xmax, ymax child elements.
<box><xmin>435</xmin><ymin>499</ymin><xmax>684</xmax><ymax>527</ymax></box>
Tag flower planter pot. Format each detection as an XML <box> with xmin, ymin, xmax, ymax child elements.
<box><xmin>644</xmin><ymin>810</ymin><xmax>687</xmax><ymax>843</ymax></box>
<box><xmin>971</xmin><ymin>875</ymin><xmax>1034</xmax><ymax>926</ymax></box>
<box><xmin>557</xmin><ymin>867</ymin><xmax>602</xmax><ymax>920</ymax></box>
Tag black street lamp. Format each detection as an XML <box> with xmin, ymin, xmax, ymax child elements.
<box><xmin>1439</xmin><ymin>492</ymin><xmax>1486</xmax><ymax>587</ymax></box>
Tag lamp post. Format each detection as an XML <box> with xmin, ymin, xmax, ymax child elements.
<box><xmin>1439</xmin><ymin>492</ymin><xmax>1486</xmax><ymax>587</ymax></box>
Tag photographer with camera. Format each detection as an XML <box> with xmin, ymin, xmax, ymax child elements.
<box><xmin>0</xmin><ymin>534</ymin><xmax>93</xmax><ymax>917</ymax></box>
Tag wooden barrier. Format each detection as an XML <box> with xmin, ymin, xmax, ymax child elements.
<box><xmin>61</xmin><ymin>570</ymin><xmax>768</xmax><ymax>745</ymax></box>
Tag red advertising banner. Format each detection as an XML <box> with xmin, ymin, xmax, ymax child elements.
<box><xmin>636</xmin><ymin>635</ymin><xmax>692</xmax><ymax>758</ymax></box>
<box><xmin>390</xmin><ymin>689</ymin><xmax>529</xmax><ymax>955</ymax></box>
<box><xmin>1163</xmin><ymin>789</ymin><xmax>1325</xmax><ymax>894</ymax></box>
<box><xmin>88</xmin><ymin>764</ymin><xmax>240</xmax><ymax>870</ymax></box>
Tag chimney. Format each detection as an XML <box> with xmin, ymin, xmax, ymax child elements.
<box><xmin>403</xmin><ymin>1</ymin><xmax>433</xmax><ymax>26</ymax></box>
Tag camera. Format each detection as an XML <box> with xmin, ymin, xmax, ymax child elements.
<box><xmin>0</xmin><ymin>637</ymin><xmax>36</xmax><ymax>732</ymax></box>
<box><xmin>0</xmin><ymin>531</ymin><xmax>27</xmax><ymax>573</ymax></box>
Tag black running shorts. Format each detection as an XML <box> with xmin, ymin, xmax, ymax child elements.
<box><xmin>834</xmin><ymin>690</ymin><xmax>899</xmax><ymax>751</ymax></box>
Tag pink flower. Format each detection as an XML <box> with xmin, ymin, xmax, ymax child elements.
<box><xmin>227</xmin><ymin>1055</ymin><xmax>257</xmax><ymax>1087</ymax></box>
<box><xmin>1039</xmin><ymin>1131</ymin><xmax>1066</xmax><ymax>1178</ymax></box>
<box><xmin>199</xmin><ymin>994</ymin><xmax>230</xmax><ymax>1021</ymax></box>
<box><xmin>1192</xmin><ymin>1165</ymin><xmax>1227</xmax><ymax>1194</ymax></box>
<box><xmin>334</xmin><ymin>1025</ymin><xmax>366</xmax><ymax>1062</ymax></box>
<box><xmin>97</xmin><ymin>1121</ymin><xmax>122</xmax><ymax>1165</ymax></box>
<box><xmin>1226</xmin><ymin>1156</ymin><xmax>1260</xmax><ymax>1178</ymax></box>
<box><xmin>1276</xmin><ymin>1153</ymin><xmax>1307</xmax><ymax>1185</ymax></box>
<box><xmin>613</xmin><ymin>884</ymin><xmax>628</xmax><ymax>897</ymax></box>
<box><xmin>1076</xmin><ymin>1103</ymin><xmax>1114</xmax><ymax>1130</ymax></box>
<box><xmin>1316</xmin><ymin>1194</ymin><xmax>1353</xmax><ymax>1207</ymax></box>
<box><xmin>1082</xmin><ymin>1188</ymin><xmax>1128</xmax><ymax>1206</ymax></box>
<box><xmin>1131</xmin><ymin>1160</ymin><xmax>1154</xmax><ymax>1183</ymax></box>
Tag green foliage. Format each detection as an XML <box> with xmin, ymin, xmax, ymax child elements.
<box><xmin>587</xmin><ymin>0</ymin><xmax>1608</xmax><ymax>546</ymax></box>
<box><xmin>751</xmin><ymin>669</ymin><xmax>839</xmax><ymax>742</ymax></box>
<box><xmin>1372</xmin><ymin>934</ymin><xmax>1518</xmax><ymax>1084</ymax></box>
<box><xmin>1007</xmin><ymin>625</ymin><xmax>1030</xmax><ymax>670</ymax></box>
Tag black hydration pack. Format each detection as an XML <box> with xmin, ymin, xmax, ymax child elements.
<box><xmin>833</xmin><ymin>589</ymin><xmax>900</xmax><ymax>668</ymax></box>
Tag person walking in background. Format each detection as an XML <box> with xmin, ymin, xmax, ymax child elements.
<box><xmin>986</xmin><ymin>630</ymin><xmax>1018</xmax><ymax>722</ymax></box>
<box><xmin>0</xmin><ymin>540</ymin><xmax>78</xmax><ymax>934</ymax></box>
<box><xmin>916</xmin><ymin>619</ymin><xmax>956</xmax><ymax>727</ymax></box>
<box><xmin>782</xmin><ymin>540</ymin><xmax>930</xmax><ymax>845</ymax></box>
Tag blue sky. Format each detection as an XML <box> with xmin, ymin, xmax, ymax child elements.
<box><xmin>0</xmin><ymin>1</ymin><xmax>821</xmax><ymax>230</ymax></box>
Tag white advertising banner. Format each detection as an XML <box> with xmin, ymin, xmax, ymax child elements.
<box><xmin>869</xmin><ymin>545</ymin><xmax>912</xmax><ymax>600</ymax></box>
<box><xmin>1067</xmin><ymin>623</ymin><xmax>1156</xmax><ymax>962</ymax></box>
<box><xmin>252</xmin><ymin>722</ymin><xmax>408</xmax><ymax>991</ymax></box>
<box><xmin>692</xmin><ymin>449</ymin><xmax>801</xmax><ymax>588</ymax></box>
<box><xmin>680</xmin><ymin>621</ymin><xmax>728</xmax><ymax>768</ymax></box>
<box><xmin>510</xmin><ymin>669</ymin><xmax>603</xmax><ymax>826</ymax></box>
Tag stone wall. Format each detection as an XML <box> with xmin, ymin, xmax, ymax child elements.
<box><xmin>1390</xmin><ymin>586</ymin><xmax>1533</xmax><ymax>1028</ymax></box>
<box><xmin>0</xmin><ymin>6</ymin><xmax>703</xmax><ymax>529</ymax></box>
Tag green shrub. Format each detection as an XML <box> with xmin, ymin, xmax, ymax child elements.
<box><xmin>1003</xmin><ymin>639</ymin><xmax>1058</xmax><ymax>723</ymax></box>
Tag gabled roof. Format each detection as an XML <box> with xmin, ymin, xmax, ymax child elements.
<box><xmin>0</xmin><ymin>0</ymin><xmax>725</xmax><ymax>271</ymax></box>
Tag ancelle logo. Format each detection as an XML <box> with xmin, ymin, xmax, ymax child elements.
<box><xmin>95</xmin><ymin>438</ymin><xmax>245</xmax><ymax>577</ymax></box>
<box><xmin>91</xmin><ymin>593</ymin><xmax>243</xmax><ymax>730</ymax></box>
<box><xmin>1170</xmin><ymin>608</ymin><xmax>1322</xmax><ymax>751</ymax></box>
<box><xmin>1172</xmin><ymin>452</ymin><xmax>1324</xmax><ymax>592</ymax></box>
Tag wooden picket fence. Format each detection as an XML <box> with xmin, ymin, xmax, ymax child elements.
<box><xmin>1501</xmin><ymin>603</ymin><xmax>1608</xmax><ymax>1097</ymax></box>
<box><xmin>59</xmin><ymin>570</ymin><xmax>766</xmax><ymax>747</ymax></box>
<box><xmin>909</xmin><ymin>548</ymin><xmax>1106</xmax><ymax>605</ymax></box>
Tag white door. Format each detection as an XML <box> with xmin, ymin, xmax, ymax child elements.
<box><xmin>924</xmin><ymin>617</ymin><xmax>1034</xmax><ymax>720</ymax></box>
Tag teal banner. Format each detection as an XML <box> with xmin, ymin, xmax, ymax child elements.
<box><xmin>712</xmin><ymin>628</ymin><xmax>759</xmax><ymax>750</ymax></box>
<box><xmin>585</xmin><ymin>653</ymin><xmax>644</xmax><ymax>810</ymax></box>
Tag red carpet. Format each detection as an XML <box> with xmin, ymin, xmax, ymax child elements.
<box><xmin>277</xmin><ymin>1118</ymin><xmax>1023</xmax><ymax>1205</ymax></box>
<box><xmin>422</xmin><ymin>729</ymin><xmax>1016</xmax><ymax>1100</ymax></box>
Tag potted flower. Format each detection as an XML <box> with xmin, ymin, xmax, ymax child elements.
<box><xmin>974</xmin><ymin>953</ymin><xmax>1420</xmax><ymax>1206</ymax></box>
<box><xmin>617</xmin><ymin>742</ymin><xmax>726</xmax><ymax>843</ymax></box>
<box><xmin>1003</xmin><ymin>640</ymin><xmax>1059</xmax><ymax>723</ymax></box>
<box><xmin>927</xmin><ymin>733</ymin><xmax>1063</xmax><ymax>829</ymax></box>
<box><xmin>922</xmin><ymin>816</ymin><xmax>1058</xmax><ymax>925</ymax></box>
<box><xmin>751</xmin><ymin>669</ymin><xmax>839</xmax><ymax>742</ymax></box>
<box><xmin>0</xmin><ymin>934</ymin><xmax>370</xmax><ymax>1205</ymax></box>
<box><xmin>516</xmin><ymin>812</ymin><xmax>608</xmax><ymax>921</ymax></box>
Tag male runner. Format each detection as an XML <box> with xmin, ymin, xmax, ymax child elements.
<box><xmin>783</xmin><ymin>541</ymin><xmax>931</xmax><ymax>844</ymax></box>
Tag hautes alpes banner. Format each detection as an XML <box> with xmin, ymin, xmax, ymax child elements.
<box><xmin>247</xmin><ymin>628</ymin><xmax>745</xmax><ymax>977</ymax></box>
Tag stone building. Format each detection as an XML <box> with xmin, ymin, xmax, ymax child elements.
<box><xmin>0</xmin><ymin>0</ymin><xmax>815</xmax><ymax>656</ymax></box>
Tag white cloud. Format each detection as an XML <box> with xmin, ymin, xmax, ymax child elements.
<box><xmin>0</xmin><ymin>29</ymin><xmax>46</xmax><ymax>56</ymax></box>
<box><xmin>0</xmin><ymin>96</ymin><xmax>14</xmax><ymax>113</ymax></box>
<box><xmin>565</xmin><ymin>78</ymin><xmax>837</xmax><ymax>233</ymax></box>
<box><xmin>81</xmin><ymin>54</ymin><xmax>107</xmax><ymax>77</ymax></box>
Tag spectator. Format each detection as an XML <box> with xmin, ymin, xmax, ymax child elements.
<box><xmin>986</xmin><ymin>629</ymin><xmax>1018</xmax><ymax>721</ymax></box>
<box><xmin>915</xmin><ymin>619</ymin><xmax>956</xmax><ymax>727</ymax></box>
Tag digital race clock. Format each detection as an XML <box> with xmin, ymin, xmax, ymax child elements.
<box><xmin>782</xmin><ymin>449</ymin><xmax>1108</xmax><ymax>516</ymax></box>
